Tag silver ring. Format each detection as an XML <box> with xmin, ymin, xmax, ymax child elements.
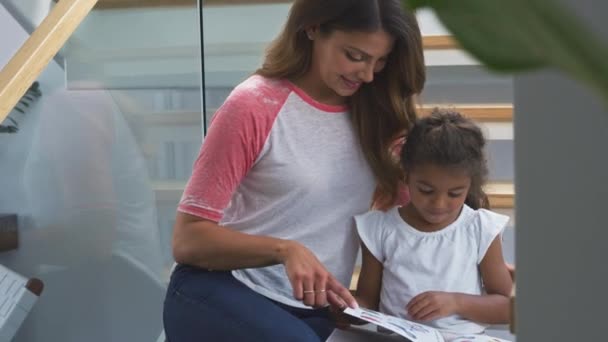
<box><xmin>303</xmin><ymin>289</ymin><xmax>326</xmax><ymax>294</ymax></box>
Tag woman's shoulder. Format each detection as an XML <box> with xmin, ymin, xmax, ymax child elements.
<box><xmin>214</xmin><ymin>75</ymin><xmax>293</xmax><ymax>124</ymax></box>
<box><xmin>228</xmin><ymin>75</ymin><xmax>292</xmax><ymax>105</ymax></box>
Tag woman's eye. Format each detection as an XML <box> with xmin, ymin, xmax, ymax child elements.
<box><xmin>374</xmin><ymin>58</ymin><xmax>387</xmax><ymax>72</ymax></box>
<box><xmin>346</xmin><ymin>51</ymin><xmax>364</xmax><ymax>62</ymax></box>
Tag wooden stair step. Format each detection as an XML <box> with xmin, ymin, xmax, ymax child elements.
<box><xmin>420</xmin><ymin>105</ymin><xmax>512</xmax><ymax>122</ymax></box>
<box><xmin>486</xmin><ymin>182</ymin><xmax>514</xmax><ymax>209</ymax></box>
<box><xmin>152</xmin><ymin>181</ymin><xmax>514</xmax><ymax>208</ymax></box>
<box><xmin>126</xmin><ymin>104</ymin><xmax>513</xmax><ymax>125</ymax></box>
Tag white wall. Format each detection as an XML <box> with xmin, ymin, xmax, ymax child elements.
<box><xmin>514</xmin><ymin>0</ymin><xmax>607</xmax><ymax>340</ymax></box>
<box><xmin>0</xmin><ymin>0</ymin><xmax>53</xmax><ymax>29</ymax></box>
<box><xmin>0</xmin><ymin>4</ymin><xmax>28</xmax><ymax>67</ymax></box>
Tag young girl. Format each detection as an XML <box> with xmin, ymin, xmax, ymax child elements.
<box><xmin>353</xmin><ymin>109</ymin><xmax>513</xmax><ymax>341</ymax></box>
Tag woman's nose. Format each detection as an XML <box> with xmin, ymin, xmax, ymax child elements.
<box><xmin>358</xmin><ymin>64</ymin><xmax>374</xmax><ymax>83</ymax></box>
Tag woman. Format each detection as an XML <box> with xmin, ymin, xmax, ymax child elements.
<box><xmin>163</xmin><ymin>0</ymin><xmax>426</xmax><ymax>340</ymax></box>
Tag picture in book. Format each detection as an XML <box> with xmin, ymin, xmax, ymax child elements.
<box><xmin>343</xmin><ymin>307</ymin><xmax>510</xmax><ymax>342</ymax></box>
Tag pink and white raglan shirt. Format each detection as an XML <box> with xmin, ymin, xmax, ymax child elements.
<box><xmin>178</xmin><ymin>75</ymin><xmax>377</xmax><ymax>308</ymax></box>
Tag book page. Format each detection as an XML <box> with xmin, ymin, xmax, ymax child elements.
<box><xmin>451</xmin><ymin>336</ymin><xmax>511</xmax><ymax>342</ymax></box>
<box><xmin>343</xmin><ymin>307</ymin><xmax>444</xmax><ymax>342</ymax></box>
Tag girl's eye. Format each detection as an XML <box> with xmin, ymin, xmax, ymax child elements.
<box><xmin>448</xmin><ymin>192</ymin><xmax>464</xmax><ymax>198</ymax></box>
<box><xmin>345</xmin><ymin>51</ymin><xmax>364</xmax><ymax>62</ymax></box>
<box><xmin>418</xmin><ymin>189</ymin><xmax>433</xmax><ymax>195</ymax></box>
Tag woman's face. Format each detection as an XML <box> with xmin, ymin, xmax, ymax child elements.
<box><xmin>305</xmin><ymin>28</ymin><xmax>395</xmax><ymax>104</ymax></box>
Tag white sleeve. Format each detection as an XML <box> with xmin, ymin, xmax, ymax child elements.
<box><xmin>354</xmin><ymin>211</ymin><xmax>388</xmax><ymax>263</ymax></box>
<box><xmin>475</xmin><ymin>209</ymin><xmax>510</xmax><ymax>263</ymax></box>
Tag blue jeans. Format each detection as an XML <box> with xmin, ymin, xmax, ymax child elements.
<box><xmin>163</xmin><ymin>264</ymin><xmax>335</xmax><ymax>342</ymax></box>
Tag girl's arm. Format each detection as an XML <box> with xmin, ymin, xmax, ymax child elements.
<box><xmin>354</xmin><ymin>243</ymin><xmax>384</xmax><ymax>310</ymax></box>
<box><xmin>407</xmin><ymin>236</ymin><xmax>512</xmax><ymax>324</ymax></box>
<box><xmin>173</xmin><ymin>212</ymin><xmax>357</xmax><ymax>309</ymax></box>
<box><xmin>451</xmin><ymin>236</ymin><xmax>512</xmax><ymax>324</ymax></box>
<box><xmin>456</xmin><ymin>235</ymin><xmax>513</xmax><ymax>323</ymax></box>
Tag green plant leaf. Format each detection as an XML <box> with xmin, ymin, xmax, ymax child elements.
<box><xmin>405</xmin><ymin>0</ymin><xmax>608</xmax><ymax>101</ymax></box>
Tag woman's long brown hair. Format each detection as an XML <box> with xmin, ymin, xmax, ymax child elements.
<box><xmin>256</xmin><ymin>0</ymin><xmax>426</xmax><ymax>207</ymax></box>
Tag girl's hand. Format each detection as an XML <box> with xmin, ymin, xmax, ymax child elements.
<box><xmin>406</xmin><ymin>291</ymin><xmax>458</xmax><ymax>321</ymax></box>
<box><xmin>506</xmin><ymin>263</ymin><xmax>516</xmax><ymax>281</ymax></box>
<box><xmin>280</xmin><ymin>241</ymin><xmax>357</xmax><ymax>309</ymax></box>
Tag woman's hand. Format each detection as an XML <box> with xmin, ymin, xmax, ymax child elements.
<box><xmin>406</xmin><ymin>291</ymin><xmax>458</xmax><ymax>321</ymax></box>
<box><xmin>328</xmin><ymin>302</ymin><xmax>367</xmax><ymax>330</ymax></box>
<box><xmin>328</xmin><ymin>304</ymin><xmax>353</xmax><ymax>330</ymax></box>
<box><xmin>280</xmin><ymin>241</ymin><xmax>357</xmax><ymax>309</ymax></box>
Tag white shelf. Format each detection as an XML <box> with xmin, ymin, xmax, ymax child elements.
<box><xmin>152</xmin><ymin>180</ymin><xmax>186</xmax><ymax>202</ymax></box>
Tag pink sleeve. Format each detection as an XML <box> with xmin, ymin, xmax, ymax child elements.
<box><xmin>178</xmin><ymin>79</ymin><xmax>288</xmax><ymax>221</ymax></box>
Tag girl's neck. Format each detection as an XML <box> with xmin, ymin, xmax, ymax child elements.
<box><xmin>398</xmin><ymin>204</ymin><xmax>463</xmax><ymax>233</ymax></box>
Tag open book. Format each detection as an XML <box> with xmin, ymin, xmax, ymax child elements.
<box><xmin>343</xmin><ymin>307</ymin><xmax>510</xmax><ymax>342</ymax></box>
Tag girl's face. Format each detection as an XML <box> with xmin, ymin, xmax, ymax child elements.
<box><xmin>404</xmin><ymin>163</ymin><xmax>471</xmax><ymax>231</ymax></box>
<box><xmin>303</xmin><ymin>28</ymin><xmax>395</xmax><ymax>105</ymax></box>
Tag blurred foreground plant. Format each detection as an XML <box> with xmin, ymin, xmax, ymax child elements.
<box><xmin>406</xmin><ymin>0</ymin><xmax>608</xmax><ymax>102</ymax></box>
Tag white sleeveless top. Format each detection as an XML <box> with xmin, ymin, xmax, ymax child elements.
<box><xmin>355</xmin><ymin>205</ymin><xmax>509</xmax><ymax>335</ymax></box>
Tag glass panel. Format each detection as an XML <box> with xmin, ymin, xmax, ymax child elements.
<box><xmin>0</xmin><ymin>1</ymin><xmax>202</xmax><ymax>340</ymax></box>
<box><xmin>202</xmin><ymin>2</ymin><xmax>290</xmax><ymax>120</ymax></box>
<box><xmin>64</xmin><ymin>5</ymin><xmax>201</xmax><ymax>89</ymax></box>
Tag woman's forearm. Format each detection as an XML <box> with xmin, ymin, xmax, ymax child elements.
<box><xmin>172</xmin><ymin>213</ymin><xmax>292</xmax><ymax>270</ymax></box>
<box><xmin>454</xmin><ymin>293</ymin><xmax>510</xmax><ymax>324</ymax></box>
